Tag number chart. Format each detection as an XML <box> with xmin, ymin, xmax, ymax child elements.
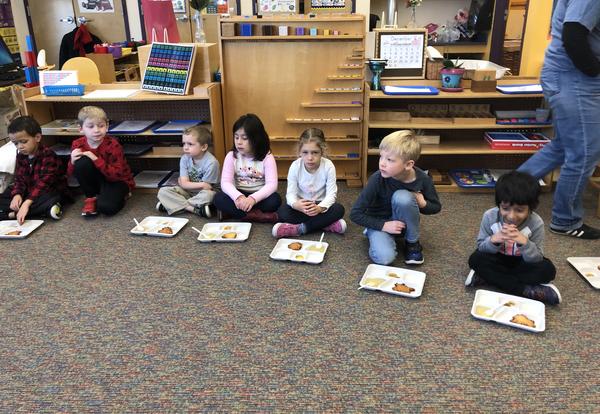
<box><xmin>142</xmin><ymin>43</ymin><xmax>196</xmax><ymax>95</ymax></box>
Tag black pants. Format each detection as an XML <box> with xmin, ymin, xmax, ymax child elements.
<box><xmin>277</xmin><ymin>202</ymin><xmax>345</xmax><ymax>234</ymax></box>
<box><xmin>0</xmin><ymin>187</ymin><xmax>61</xmax><ymax>220</ymax></box>
<box><xmin>213</xmin><ymin>190</ymin><xmax>281</xmax><ymax>219</ymax></box>
<box><xmin>468</xmin><ymin>250</ymin><xmax>556</xmax><ymax>295</ymax></box>
<box><xmin>73</xmin><ymin>156</ymin><xmax>129</xmax><ymax>215</ymax></box>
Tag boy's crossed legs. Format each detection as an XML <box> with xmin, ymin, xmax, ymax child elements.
<box><xmin>366</xmin><ymin>189</ymin><xmax>423</xmax><ymax>265</ymax></box>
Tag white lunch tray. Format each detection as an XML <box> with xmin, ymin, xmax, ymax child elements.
<box><xmin>197</xmin><ymin>222</ymin><xmax>251</xmax><ymax>242</ymax></box>
<box><xmin>269</xmin><ymin>238</ymin><xmax>328</xmax><ymax>264</ymax></box>
<box><xmin>567</xmin><ymin>257</ymin><xmax>600</xmax><ymax>289</ymax></box>
<box><xmin>0</xmin><ymin>220</ymin><xmax>44</xmax><ymax>239</ymax></box>
<box><xmin>130</xmin><ymin>216</ymin><xmax>189</xmax><ymax>237</ymax></box>
<box><xmin>471</xmin><ymin>289</ymin><xmax>545</xmax><ymax>333</ymax></box>
<box><xmin>359</xmin><ymin>264</ymin><xmax>426</xmax><ymax>298</ymax></box>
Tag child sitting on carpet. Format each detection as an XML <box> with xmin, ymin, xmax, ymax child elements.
<box><xmin>465</xmin><ymin>170</ymin><xmax>561</xmax><ymax>305</ymax></box>
<box><xmin>156</xmin><ymin>126</ymin><xmax>219</xmax><ymax>217</ymax></box>
<box><xmin>213</xmin><ymin>113</ymin><xmax>281</xmax><ymax>222</ymax></box>
<box><xmin>0</xmin><ymin>116</ymin><xmax>67</xmax><ymax>224</ymax></box>
<box><xmin>350</xmin><ymin>130</ymin><xmax>441</xmax><ymax>265</ymax></box>
<box><xmin>272</xmin><ymin>128</ymin><xmax>346</xmax><ymax>238</ymax></box>
<box><xmin>68</xmin><ymin>106</ymin><xmax>134</xmax><ymax>216</ymax></box>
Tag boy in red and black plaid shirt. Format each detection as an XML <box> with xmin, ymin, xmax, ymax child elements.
<box><xmin>0</xmin><ymin>116</ymin><xmax>67</xmax><ymax>224</ymax></box>
<box><xmin>68</xmin><ymin>106</ymin><xmax>134</xmax><ymax>216</ymax></box>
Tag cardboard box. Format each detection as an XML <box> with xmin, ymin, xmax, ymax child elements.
<box><xmin>221</xmin><ymin>22</ymin><xmax>236</xmax><ymax>37</ymax></box>
<box><xmin>138</xmin><ymin>43</ymin><xmax>216</xmax><ymax>89</ymax></box>
<box><xmin>426</xmin><ymin>60</ymin><xmax>443</xmax><ymax>80</ymax></box>
<box><xmin>0</xmin><ymin>107</ymin><xmax>20</xmax><ymax>140</ymax></box>
<box><xmin>370</xmin><ymin>110</ymin><xmax>410</xmax><ymax>121</ymax></box>
<box><xmin>471</xmin><ymin>79</ymin><xmax>497</xmax><ymax>92</ymax></box>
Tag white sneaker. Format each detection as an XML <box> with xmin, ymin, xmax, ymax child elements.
<box><xmin>49</xmin><ymin>203</ymin><xmax>62</xmax><ymax>220</ymax></box>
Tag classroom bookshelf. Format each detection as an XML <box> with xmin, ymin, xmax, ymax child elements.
<box><xmin>362</xmin><ymin>78</ymin><xmax>554</xmax><ymax>192</ymax></box>
<box><xmin>219</xmin><ymin>15</ymin><xmax>365</xmax><ymax>187</ymax></box>
<box><xmin>19</xmin><ymin>83</ymin><xmax>225</xmax><ymax>180</ymax></box>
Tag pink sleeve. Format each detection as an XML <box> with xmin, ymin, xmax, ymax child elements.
<box><xmin>248</xmin><ymin>153</ymin><xmax>278</xmax><ymax>203</ymax></box>
<box><xmin>220</xmin><ymin>151</ymin><xmax>243</xmax><ymax>201</ymax></box>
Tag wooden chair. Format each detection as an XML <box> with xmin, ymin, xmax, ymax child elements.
<box><xmin>62</xmin><ymin>57</ymin><xmax>101</xmax><ymax>85</ymax></box>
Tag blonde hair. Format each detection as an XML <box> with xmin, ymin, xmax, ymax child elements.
<box><xmin>298</xmin><ymin>128</ymin><xmax>327</xmax><ymax>155</ymax></box>
<box><xmin>184</xmin><ymin>125</ymin><xmax>212</xmax><ymax>146</ymax></box>
<box><xmin>379</xmin><ymin>130</ymin><xmax>420</xmax><ymax>162</ymax></box>
<box><xmin>77</xmin><ymin>106</ymin><xmax>108</xmax><ymax>125</ymax></box>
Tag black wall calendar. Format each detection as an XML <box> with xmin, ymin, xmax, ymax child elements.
<box><xmin>142</xmin><ymin>42</ymin><xmax>197</xmax><ymax>95</ymax></box>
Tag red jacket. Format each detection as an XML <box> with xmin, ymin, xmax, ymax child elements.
<box><xmin>12</xmin><ymin>144</ymin><xmax>67</xmax><ymax>201</ymax></box>
<box><xmin>68</xmin><ymin>136</ymin><xmax>135</xmax><ymax>191</ymax></box>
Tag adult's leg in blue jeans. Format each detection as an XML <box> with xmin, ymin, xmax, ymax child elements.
<box><xmin>391</xmin><ymin>189</ymin><xmax>420</xmax><ymax>243</ymax></box>
<box><xmin>519</xmin><ymin>69</ymin><xmax>600</xmax><ymax>230</ymax></box>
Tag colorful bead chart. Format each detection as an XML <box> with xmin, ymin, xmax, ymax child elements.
<box><xmin>142</xmin><ymin>43</ymin><xmax>196</xmax><ymax>95</ymax></box>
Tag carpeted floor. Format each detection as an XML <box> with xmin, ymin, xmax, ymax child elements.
<box><xmin>1</xmin><ymin>184</ymin><xmax>599</xmax><ymax>412</ymax></box>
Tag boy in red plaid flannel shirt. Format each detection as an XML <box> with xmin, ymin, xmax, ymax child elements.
<box><xmin>0</xmin><ymin>116</ymin><xmax>66</xmax><ymax>224</ymax></box>
<box><xmin>68</xmin><ymin>106</ymin><xmax>134</xmax><ymax>216</ymax></box>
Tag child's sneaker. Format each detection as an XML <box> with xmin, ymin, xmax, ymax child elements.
<box><xmin>464</xmin><ymin>269</ymin><xmax>485</xmax><ymax>287</ymax></box>
<box><xmin>522</xmin><ymin>283</ymin><xmax>562</xmax><ymax>305</ymax></box>
<box><xmin>193</xmin><ymin>204</ymin><xmax>212</xmax><ymax>218</ymax></box>
<box><xmin>155</xmin><ymin>201</ymin><xmax>167</xmax><ymax>213</ymax></box>
<box><xmin>404</xmin><ymin>240</ymin><xmax>424</xmax><ymax>265</ymax></box>
<box><xmin>49</xmin><ymin>203</ymin><xmax>62</xmax><ymax>220</ymax></box>
<box><xmin>81</xmin><ymin>197</ymin><xmax>97</xmax><ymax>216</ymax></box>
<box><xmin>272</xmin><ymin>222</ymin><xmax>301</xmax><ymax>238</ymax></box>
<box><xmin>323</xmin><ymin>219</ymin><xmax>347</xmax><ymax>234</ymax></box>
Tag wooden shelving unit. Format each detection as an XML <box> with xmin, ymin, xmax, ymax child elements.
<box><xmin>220</xmin><ymin>15</ymin><xmax>365</xmax><ymax>187</ymax></box>
<box><xmin>20</xmin><ymin>83</ymin><xmax>225</xmax><ymax>175</ymax></box>
<box><xmin>362</xmin><ymin>78</ymin><xmax>553</xmax><ymax>192</ymax></box>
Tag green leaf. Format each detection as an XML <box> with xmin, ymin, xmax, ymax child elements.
<box><xmin>190</xmin><ymin>0</ymin><xmax>210</xmax><ymax>11</ymax></box>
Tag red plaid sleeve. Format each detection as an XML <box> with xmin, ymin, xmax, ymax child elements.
<box><xmin>93</xmin><ymin>137</ymin><xmax>135</xmax><ymax>190</ymax></box>
<box><xmin>10</xmin><ymin>155</ymin><xmax>29</xmax><ymax>198</ymax></box>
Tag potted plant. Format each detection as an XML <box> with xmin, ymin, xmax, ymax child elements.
<box><xmin>440</xmin><ymin>58</ymin><xmax>465</xmax><ymax>92</ymax></box>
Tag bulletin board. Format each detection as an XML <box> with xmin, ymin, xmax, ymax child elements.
<box><xmin>374</xmin><ymin>28</ymin><xmax>427</xmax><ymax>79</ymax></box>
<box><xmin>306</xmin><ymin>0</ymin><xmax>352</xmax><ymax>14</ymax></box>
<box><xmin>258</xmin><ymin>0</ymin><xmax>299</xmax><ymax>14</ymax></box>
<box><xmin>141</xmin><ymin>42</ymin><xmax>196</xmax><ymax>95</ymax></box>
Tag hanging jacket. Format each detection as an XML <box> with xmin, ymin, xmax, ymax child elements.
<box><xmin>59</xmin><ymin>25</ymin><xmax>103</xmax><ymax>69</ymax></box>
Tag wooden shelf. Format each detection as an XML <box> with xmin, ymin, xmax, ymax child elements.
<box><xmin>272</xmin><ymin>136</ymin><xmax>360</xmax><ymax>142</ymax></box>
<box><xmin>43</xmin><ymin>124</ymin><xmax>213</xmax><ymax>136</ymax></box>
<box><xmin>301</xmin><ymin>102</ymin><xmax>362</xmax><ymax>108</ymax></box>
<box><xmin>346</xmin><ymin>56</ymin><xmax>363</xmax><ymax>60</ymax></box>
<box><xmin>275</xmin><ymin>155</ymin><xmax>360</xmax><ymax>160</ymax></box>
<box><xmin>368</xmin><ymin>139</ymin><xmax>541</xmax><ymax>155</ymax></box>
<box><xmin>369</xmin><ymin>89</ymin><xmax>544</xmax><ymax>100</ymax></box>
<box><xmin>287</xmin><ymin>118</ymin><xmax>360</xmax><ymax>124</ymax></box>
<box><xmin>339</xmin><ymin>65</ymin><xmax>362</xmax><ymax>69</ymax></box>
<box><xmin>315</xmin><ymin>89</ymin><xmax>363</xmax><ymax>94</ymax></box>
<box><xmin>25</xmin><ymin>83</ymin><xmax>214</xmax><ymax>102</ymax></box>
<box><xmin>369</xmin><ymin>121</ymin><xmax>550</xmax><ymax>129</ymax></box>
<box><xmin>130</xmin><ymin>147</ymin><xmax>182</xmax><ymax>158</ymax></box>
<box><xmin>221</xmin><ymin>35</ymin><xmax>363</xmax><ymax>41</ymax></box>
<box><xmin>223</xmin><ymin>15</ymin><xmax>364</xmax><ymax>23</ymax></box>
<box><xmin>328</xmin><ymin>75</ymin><xmax>363</xmax><ymax>80</ymax></box>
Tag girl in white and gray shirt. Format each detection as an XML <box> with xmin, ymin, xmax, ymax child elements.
<box><xmin>272</xmin><ymin>128</ymin><xmax>346</xmax><ymax>238</ymax></box>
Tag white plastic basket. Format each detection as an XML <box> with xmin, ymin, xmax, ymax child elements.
<box><xmin>456</xmin><ymin>59</ymin><xmax>510</xmax><ymax>79</ymax></box>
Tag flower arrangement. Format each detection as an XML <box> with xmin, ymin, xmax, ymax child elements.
<box><xmin>406</xmin><ymin>0</ymin><xmax>423</xmax><ymax>7</ymax></box>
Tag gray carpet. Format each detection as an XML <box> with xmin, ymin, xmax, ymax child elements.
<box><xmin>0</xmin><ymin>185</ymin><xmax>599</xmax><ymax>412</ymax></box>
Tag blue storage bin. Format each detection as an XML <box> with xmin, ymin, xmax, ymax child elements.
<box><xmin>43</xmin><ymin>84</ymin><xmax>85</xmax><ymax>96</ymax></box>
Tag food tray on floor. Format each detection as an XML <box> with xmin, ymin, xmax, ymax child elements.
<box><xmin>270</xmin><ymin>238</ymin><xmax>328</xmax><ymax>264</ymax></box>
<box><xmin>359</xmin><ymin>264</ymin><xmax>426</xmax><ymax>298</ymax></box>
<box><xmin>567</xmin><ymin>257</ymin><xmax>600</xmax><ymax>289</ymax></box>
<box><xmin>471</xmin><ymin>289</ymin><xmax>545</xmax><ymax>333</ymax></box>
<box><xmin>130</xmin><ymin>216</ymin><xmax>188</xmax><ymax>237</ymax></box>
<box><xmin>0</xmin><ymin>220</ymin><xmax>44</xmax><ymax>239</ymax></box>
<box><xmin>197</xmin><ymin>222</ymin><xmax>251</xmax><ymax>242</ymax></box>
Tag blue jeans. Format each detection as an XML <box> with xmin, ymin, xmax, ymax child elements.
<box><xmin>518</xmin><ymin>68</ymin><xmax>600</xmax><ymax>230</ymax></box>
<box><xmin>366</xmin><ymin>189</ymin><xmax>420</xmax><ymax>265</ymax></box>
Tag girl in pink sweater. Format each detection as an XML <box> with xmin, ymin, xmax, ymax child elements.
<box><xmin>213</xmin><ymin>114</ymin><xmax>281</xmax><ymax>222</ymax></box>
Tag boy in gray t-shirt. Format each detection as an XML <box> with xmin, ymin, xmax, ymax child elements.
<box><xmin>465</xmin><ymin>171</ymin><xmax>561</xmax><ymax>305</ymax></box>
<box><xmin>157</xmin><ymin>126</ymin><xmax>220</xmax><ymax>218</ymax></box>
